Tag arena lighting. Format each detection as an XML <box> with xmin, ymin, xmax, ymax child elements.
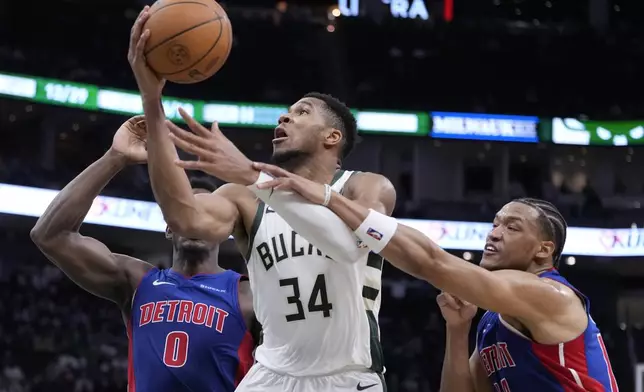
<box><xmin>463</xmin><ymin>252</ymin><xmax>472</xmax><ymax>260</ymax></box>
<box><xmin>565</xmin><ymin>256</ymin><xmax>576</xmax><ymax>266</ymax></box>
<box><xmin>330</xmin><ymin>6</ymin><xmax>341</xmax><ymax>17</ymax></box>
<box><xmin>2</xmin><ymin>183</ymin><xmax>644</xmax><ymax>258</ymax></box>
<box><xmin>0</xmin><ymin>72</ymin><xmax>425</xmax><ymax>135</ymax></box>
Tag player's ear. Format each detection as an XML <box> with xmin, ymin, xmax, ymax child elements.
<box><xmin>323</xmin><ymin>128</ymin><xmax>343</xmax><ymax>149</ymax></box>
<box><xmin>165</xmin><ymin>226</ymin><xmax>173</xmax><ymax>240</ymax></box>
<box><xmin>535</xmin><ymin>240</ymin><xmax>555</xmax><ymax>261</ymax></box>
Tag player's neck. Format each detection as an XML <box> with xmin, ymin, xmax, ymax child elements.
<box><xmin>171</xmin><ymin>253</ymin><xmax>224</xmax><ymax>276</ymax></box>
<box><xmin>285</xmin><ymin>155</ymin><xmax>337</xmax><ymax>184</ymax></box>
<box><xmin>529</xmin><ymin>264</ymin><xmax>555</xmax><ymax>275</ymax></box>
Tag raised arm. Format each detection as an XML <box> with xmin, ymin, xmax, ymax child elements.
<box><xmin>163</xmin><ymin>108</ymin><xmax>396</xmax><ymax>264</ymax></box>
<box><xmin>127</xmin><ymin>8</ymin><xmax>238</xmax><ymax>242</ymax></box>
<box><xmin>30</xmin><ymin>118</ymin><xmax>153</xmax><ymax>307</ymax></box>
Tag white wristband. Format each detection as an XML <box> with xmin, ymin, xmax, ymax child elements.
<box><xmin>322</xmin><ymin>184</ymin><xmax>332</xmax><ymax>207</ymax></box>
<box><xmin>354</xmin><ymin>209</ymin><xmax>398</xmax><ymax>254</ymax></box>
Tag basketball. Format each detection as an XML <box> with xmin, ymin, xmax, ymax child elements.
<box><xmin>143</xmin><ymin>0</ymin><xmax>232</xmax><ymax>84</ymax></box>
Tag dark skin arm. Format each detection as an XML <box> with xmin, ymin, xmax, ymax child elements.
<box><xmin>127</xmin><ymin>7</ymin><xmax>242</xmax><ymax>244</ymax></box>
<box><xmin>438</xmin><ymin>293</ymin><xmax>491</xmax><ymax>392</ymax></box>
<box><xmin>238</xmin><ymin>279</ymin><xmax>255</xmax><ymax>331</ymax></box>
<box><xmin>344</xmin><ymin>172</ymin><xmax>396</xmax><ymax>216</ymax></box>
<box><xmin>144</xmin><ymin>99</ymin><xmax>241</xmax><ymax>243</ymax></box>
<box><xmin>251</xmin><ymin>163</ymin><xmax>579</xmax><ymax>333</ymax></box>
<box><xmin>325</xmin><ymin>195</ymin><xmax>579</xmax><ymax>328</ymax></box>
<box><xmin>30</xmin><ymin>150</ymin><xmax>153</xmax><ymax>310</ymax></box>
<box><xmin>238</xmin><ymin>279</ymin><xmax>262</xmax><ymax>347</ymax></box>
<box><xmin>469</xmin><ymin>351</ymin><xmax>494</xmax><ymax>392</ymax></box>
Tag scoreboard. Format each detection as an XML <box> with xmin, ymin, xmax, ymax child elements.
<box><xmin>338</xmin><ymin>0</ymin><xmax>452</xmax><ymax>22</ymax></box>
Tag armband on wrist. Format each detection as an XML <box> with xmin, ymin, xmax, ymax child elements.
<box><xmin>354</xmin><ymin>209</ymin><xmax>398</xmax><ymax>254</ymax></box>
<box><xmin>322</xmin><ymin>184</ymin><xmax>332</xmax><ymax>207</ymax></box>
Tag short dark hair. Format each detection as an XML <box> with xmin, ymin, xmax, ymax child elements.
<box><xmin>189</xmin><ymin>176</ymin><xmax>218</xmax><ymax>193</ymax></box>
<box><xmin>514</xmin><ymin>198</ymin><xmax>567</xmax><ymax>267</ymax></box>
<box><xmin>303</xmin><ymin>92</ymin><xmax>358</xmax><ymax>161</ymax></box>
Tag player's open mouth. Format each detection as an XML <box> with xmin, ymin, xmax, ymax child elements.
<box><xmin>273</xmin><ymin>126</ymin><xmax>288</xmax><ymax>144</ymax></box>
<box><xmin>483</xmin><ymin>243</ymin><xmax>498</xmax><ymax>255</ymax></box>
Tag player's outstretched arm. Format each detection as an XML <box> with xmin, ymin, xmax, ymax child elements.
<box><xmin>249</xmin><ymin>170</ymin><xmax>395</xmax><ymax>263</ymax></box>
<box><xmin>251</xmin><ymin>163</ymin><xmax>572</xmax><ymax>321</ymax></box>
<box><xmin>334</xmin><ymin>200</ymin><xmax>575</xmax><ymax>321</ymax></box>
<box><xmin>242</xmin><ymin>163</ymin><xmax>395</xmax><ymax>263</ymax></box>
<box><xmin>31</xmin><ymin>117</ymin><xmax>153</xmax><ymax>307</ymax></box>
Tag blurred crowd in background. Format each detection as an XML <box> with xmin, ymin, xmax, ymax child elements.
<box><xmin>1</xmin><ymin>0</ymin><xmax>644</xmax><ymax>391</ymax></box>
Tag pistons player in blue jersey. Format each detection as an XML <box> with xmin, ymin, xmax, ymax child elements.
<box><xmin>246</xmin><ymin>164</ymin><xmax>620</xmax><ymax>392</ymax></box>
<box><xmin>31</xmin><ymin>116</ymin><xmax>257</xmax><ymax>392</ymax></box>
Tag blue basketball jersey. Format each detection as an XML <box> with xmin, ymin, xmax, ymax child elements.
<box><xmin>476</xmin><ymin>269</ymin><xmax>618</xmax><ymax>392</ymax></box>
<box><xmin>127</xmin><ymin>268</ymin><xmax>254</xmax><ymax>392</ymax></box>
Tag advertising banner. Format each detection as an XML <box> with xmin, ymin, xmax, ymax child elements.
<box><xmin>0</xmin><ymin>72</ymin><xmax>425</xmax><ymax>135</ymax></box>
<box><xmin>2</xmin><ymin>183</ymin><xmax>642</xmax><ymax>257</ymax></box>
<box><xmin>431</xmin><ymin>112</ymin><xmax>539</xmax><ymax>142</ymax></box>
<box><xmin>552</xmin><ymin>117</ymin><xmax>644</xmax><ymax>146</ymax></box>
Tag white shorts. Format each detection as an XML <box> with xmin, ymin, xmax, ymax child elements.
<box><xmin>236</xmin><ymin>363</ymin><xmax>386</xmax><ymax>392</ymax></box>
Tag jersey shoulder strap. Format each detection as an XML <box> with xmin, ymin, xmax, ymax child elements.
<box><xmin>330</xmin><ymin>170</ymin><xmax>355</xmax><ymax>193</ymax></box>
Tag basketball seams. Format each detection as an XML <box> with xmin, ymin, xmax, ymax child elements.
<box><xmin>144</xmin><ymin>17</ymin><xmax>223</xmax><ymax>56</ymax></box>
<box><xmin>143</xmin><ymin>0</ymin><xmax>231</xmax><ymax>83</ymax></box>
<box><xmin>158</xmin><ymin>19</ymin><xmax>226</xmax><ymax>77</ymax></box>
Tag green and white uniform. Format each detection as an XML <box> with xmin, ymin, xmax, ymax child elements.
<box><xmin>236</xmin><ymin>170</ymin><xmax>386</xmax><ymax>392</ymax></box>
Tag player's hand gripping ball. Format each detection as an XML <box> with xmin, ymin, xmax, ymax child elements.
<box><xmin>141</xmin><ymin>0</ymin><xmax>233</xmax><ymax>84</ymax></box>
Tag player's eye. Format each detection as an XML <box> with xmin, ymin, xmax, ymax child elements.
<box><xmin>508</xmin><ymin>225</ymin><xmax>519</xmax><ymax>231</ymax></box>
<box><xmin>299</xmin><ymin>109</ymin><xmax>308</xmax><ymax>115</ymax></box>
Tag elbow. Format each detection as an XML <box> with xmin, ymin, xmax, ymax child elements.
<box><xmin>165</xmin><ymin>216</ymin><xmax>201</xmax><ymax>239</ymax></box>
<box><xmin>30</xmin><ymin>224</ymin><xmax>48</xmax><ymax>247</ymax></box>
<box><xmin>30</xmin><ymin>225</ymin><xmax>64</xmax><ymax>251</ymax></box>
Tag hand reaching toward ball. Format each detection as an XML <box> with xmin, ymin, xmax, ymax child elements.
<box><xmin>128</xmin><ymin>6</ymin><xmax>166</xmax><ymax>100</ymax></box>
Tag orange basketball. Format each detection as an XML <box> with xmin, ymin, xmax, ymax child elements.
<box><xmin>143</xmin><ymin>0</ymin><xmax>233</xmax><ymax>84</ymax></box>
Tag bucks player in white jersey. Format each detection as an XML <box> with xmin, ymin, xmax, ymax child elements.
<box><xmin>134</xmin><ymin>27</ymin><xmax>396</xmax><ymax>389</ymax></box>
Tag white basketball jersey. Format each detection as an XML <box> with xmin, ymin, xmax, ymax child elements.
<box><xmin>245</xmin><ymin>170</ymin><xmax>384</xmax><ymax>377</ymax></box>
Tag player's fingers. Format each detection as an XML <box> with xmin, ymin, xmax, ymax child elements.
<box><xmin>177</xmin><ymin>108</ymin><xmax>211</xmax><ymax>138</ymax></box>
<box><xmin>169</xmin><ymin>133</ymin><xmax>213</xmax><ymax>158</ymax></box>
<box><xmin>437</xmin><ymin>293</ymin><xmax>460</xmax><ymax>309</ymax></box>
<box><xmin>252</xmin><ymin>162</ymin><xmax>291</xmax><ymax>178</ymax></box>
<box><xmin>256</xmin><ymin>178</ymin><xmax>286</xmax><ymax>190</ymax></box>
<box><xmin>210</xmin><ymin>121</ymin><xmax>225</xmax><ymax>138</ymax></box>
<box><xmin>174</xmin><ymin>159</ymin><xmax>209</xmax><ymax>172</ymax></box>
<box><xmin>167</xmin><ymin>121</ymin><xmax>211</xmax><ymax>150</ymax></box>
<box><xmin>129</xmin><ymin>7</ymin><xmax>150</xmax><ymax>54</ymax></box>
<box><xmin>135</xmin><ymin>29</ymin><xmax>150</xmax><ymax>58</ymax></box>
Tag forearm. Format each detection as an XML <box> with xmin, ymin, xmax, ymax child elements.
<box><xmin>31</xmin><ymin>150</ymin><xmax>127</xmax><ymax>241</ymax></box>
<box><xmin>326</xmin><ymin>191</ymin><xmax>443</xmax><ymax>278</ymax></box>
<box><xmin>143</xmin><ymin>98</ymin><xmax>199</xmax><ymax>231</ymax></box>
<box><xmin>440</xmin><ymin>325</ymin><xmax>476</xmax><ymax>392</ymax></box>
<box><xmin>250</xmin><ymin>181</ymin><xmax>367</xmax><ymax>263</ymax></box>
<box><xmin>326</xmin><ymin>193</ymin><xmax>504</xmax><ymax>311</ymax></box>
